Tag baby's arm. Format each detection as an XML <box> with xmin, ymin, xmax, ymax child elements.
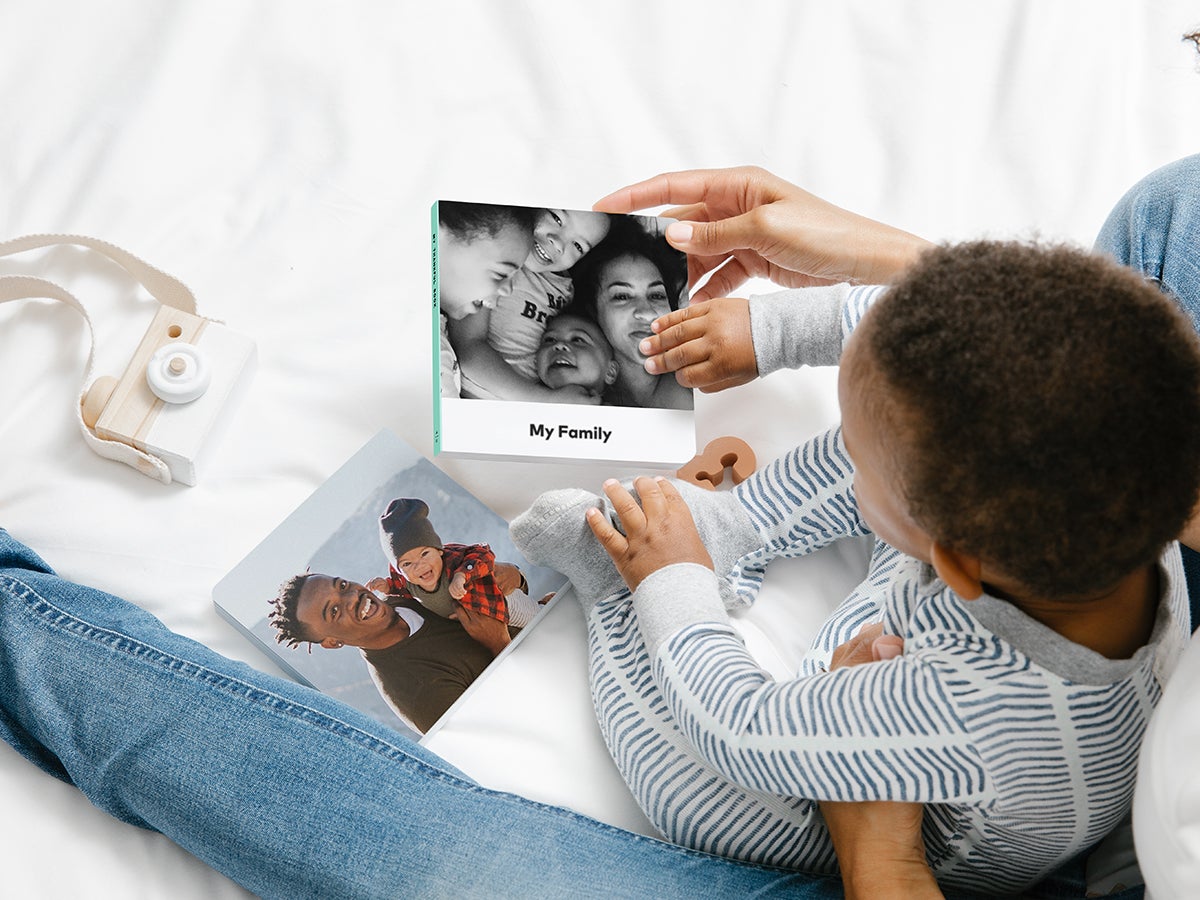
<box><xmin>589</xmin><ymin>478</ymin><xmax>983</xmax><ymax>803</ymax></box>
<box><xmin>448</xmin><ymin>307</ymin><xmax>593</xmax><ymax>403</ymax></box>
<box><xmin>640</xmin><ymin>283</ymin><xmax>887</xmax><ymax>392</ymax></box>
<box><xmin>369</xmin><ymin>565</ymin><xmax>410</xmax><ymax>597</ymax></box>
<box><xmin>447</xmin><ymin>543</ymin><xmax>496</xmax><ymax>600</ymax></box>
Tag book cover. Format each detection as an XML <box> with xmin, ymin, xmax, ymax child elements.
<box><xmin>432</xmin><ymin>200</ymin><xmax>695</xmax><ymax>465</ymax></box>
<box><xmin>212</xmin><ymin>429</ymin><xmax>565</xmax><ymax>742</ymax></box>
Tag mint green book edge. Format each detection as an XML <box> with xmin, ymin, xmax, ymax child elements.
<box><xmin>431</xmin><ymin>200</ymin><xmax>442</xmax><ymax>454</ymax></box>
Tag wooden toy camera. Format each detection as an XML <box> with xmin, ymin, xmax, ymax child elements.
<box><xmin>80</xmin><ymin>305</ymin><xmax>257</xmax><ymax>485</ymax></box>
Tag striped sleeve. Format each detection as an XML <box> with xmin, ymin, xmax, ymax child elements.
<box><xmin>633</xmin><ymin>568</ymin><xmax>987</xmax><ymax>803</ymax></box>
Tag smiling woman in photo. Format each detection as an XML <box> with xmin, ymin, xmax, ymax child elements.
<box><xmin>571</xmin><ymin>227</ymin><xmax>693</xmax><ymax>410</ymax></box>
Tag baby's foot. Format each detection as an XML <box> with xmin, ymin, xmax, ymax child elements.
<box><xmin>512</xmin><ymin>480</ymin><xmax>766</xmax><ymax>613</ymax></box>
<box><xmin>510</xmin><ymin>488</ymin><xmax>627</xmax><ymax>613</ymax></box>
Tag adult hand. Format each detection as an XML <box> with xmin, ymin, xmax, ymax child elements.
<box><xmin>595</xmin><ymin>166</ymin><xmax>932</xmax><ymax>302</ymax></box>
<box><xmin>493</xmin><ymin>562</ymin><xmax>526</xmax><ymax>597</ymax></box>
<box><xmin>638</xmin><ymin>296</ymin><xmax>757</xmax><ymax>392</ymax></box>
<box><xmin>820</xmin><ymin>623</ymin><xmax>942</xmax><ymax>900</ymax></box>
<box><xmin>451</xmin><ymin>605</ymin><xmax>511</xmax><ymax>657</ymax></box>
<box><xmin>586</xmin><ymin>476</ymin><xmax>713</xmax><ymax>592</ymax></box>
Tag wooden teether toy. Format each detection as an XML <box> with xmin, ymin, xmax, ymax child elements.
<box><xmin>676</xmin><ymin>436</ymin><xmax>757</xmax><ymax>490</ymax></box>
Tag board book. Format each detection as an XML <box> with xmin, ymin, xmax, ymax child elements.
<box><xmin>212</xmin><ymin>429</ymin><xmax>565</xmax><ymax>742</ymax></box>
<box><xmin>432</xmin><ymin>200</ymin><xmax>696</xmax><ymax>465</ymax></box>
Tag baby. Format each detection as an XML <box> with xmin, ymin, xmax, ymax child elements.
<box><xmin>369</xmin><ymin>498</ymin><xmax>542</xmax><ymax>629</ymax></box>
<box><xmin>533</xmin><ymin>311</ymin><xmax>618</xmax><ymax>400</ymax></box>
<box><xmin>511</xmin><ymin>241</ymin><xmax>1200</xmax><ymax>895</ymax></box>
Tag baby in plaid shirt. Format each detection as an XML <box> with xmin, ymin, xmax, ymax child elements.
<box><xmin>369</xmin><ymin>498</ymin><xmax>542</xmax><ymax>628</ymax></box>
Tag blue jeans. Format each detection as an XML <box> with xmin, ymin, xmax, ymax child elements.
<box><xmin>1094</xmin><ymin>153</ymin><xmax>1200</xmax><ymax>629</ymax></box>
<box><xmin>0</xmin><ymin>529</ymin><xmax>847</xmax><ymax>900</ymax></box>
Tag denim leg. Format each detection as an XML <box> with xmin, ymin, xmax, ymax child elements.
<box><xmin>0</xmin><ymin>529</ymin><xmax>845</xmax><ymax>900</ymax></box>
<box><xmin>1094</xmin><ymin>153</ymin><xmax>1200</xmax><ymax>333</ymax></box>
<box><xmin>1094</xmin><ymin>153</ymin><xmax>1200</xmax><ymax>631</ymax></box>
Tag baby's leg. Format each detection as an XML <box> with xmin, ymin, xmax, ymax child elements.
<box><xmin>582</xmin><ymin>591</ymin><xmax>837</xmax><ymax>872</ymax></box>
<box><xmin>511</xmin><ymin>479</ymin><xmax>762</xmax><ymax>613</ymax></box>
<box><xmin>502</xmin><ymin>588</ymin><xmax>542</xmax><ymax>629</ymax></box>
<box><xmin>511</xmin><ymin>425</ymin><xmax>868</xmax><ymax>612</ymax></box>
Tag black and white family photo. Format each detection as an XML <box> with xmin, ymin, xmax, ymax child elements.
<box><xmin>436</xmin><ymin>202</ymin><xmax>692</xmax><ymax>411</ymax></box>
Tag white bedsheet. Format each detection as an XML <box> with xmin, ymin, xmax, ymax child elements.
<box><xmin>3</xmin><ymin>2</ymin><xmax>1200</xmax><ymax>896</ymax></box>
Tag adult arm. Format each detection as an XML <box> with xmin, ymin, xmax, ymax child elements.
<box><xmin>595</xmin><ymin>166</ymin><xmax>932</xmax><ymax>301</ymax></box>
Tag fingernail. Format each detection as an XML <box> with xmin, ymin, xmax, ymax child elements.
<box><xmin>666</xmin><ymin>221</ymin><xmax>693</xmax><ymax>245</ymax></box>
<box><xmin>643</xmin><ymin>358</ymin><xmax>659</xmax><ymax>374</ymax></box>
<box><xmin>603</xmin><ymin>478</ymin><xmax>618</xmax><ymax>488</ymax></box>
<box><xmin>874</xmin><ymin>639</ymin><xmax>902</xmax><ymax>660</ymax></box>
<box><xmin>639</xmin><ymin>338</ymin><xmax>653</xmax><ymax>354</ymax></box>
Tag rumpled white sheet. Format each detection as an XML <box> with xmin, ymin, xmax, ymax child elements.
<box><xmin>2</xmin><ymin>2</ymin><xmax>1199</xmax><ymax>896</ymax></box>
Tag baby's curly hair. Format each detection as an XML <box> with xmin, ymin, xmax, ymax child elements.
<box><xmin>437</xmin><ymin>201</ymin><xmax>536</xmax><ymax>244</ymax></box>
<box><xmin>268</xmin><ymin>572</ymin><xmax>315</xmax><ymax>648</ymax></box>
<box><xmin>862</xmin><ymin>240</ymin><xmax>1200</xmax><ymax>599</ymax></box>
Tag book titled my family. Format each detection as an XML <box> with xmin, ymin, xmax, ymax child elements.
<box><xmin>213</xmin><ymin>430</ymin><xmax>565</xmax><ymax>742</ymax></box>
<box><xmin>432</xmin><ymin>200</ymin><xmax>696</xmax><ymax>466</ymax></box>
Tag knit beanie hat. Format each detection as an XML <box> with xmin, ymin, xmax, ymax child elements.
<box><xmin>379</xmin><ymin>498</ymin><xmax>443</xmax><ymax>562</ymax></box>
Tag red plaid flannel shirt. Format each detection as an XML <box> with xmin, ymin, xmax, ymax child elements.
<box><xmin>383</xmin><ymin>543</ymin><xmax>509</xmax><ymax>623</ymax></box>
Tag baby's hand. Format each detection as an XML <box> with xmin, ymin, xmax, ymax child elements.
<box><xmin>586</xmin><ymin>476</ymin><xmax>713</xmax><ymax>592</ymax></box>
<box><xmin>449</xmin><ymin>571</ymin><xmax>468</xmax><ymax>600</ymax></box>
<box><xmin>366</xmin><ymin>576</ymin><xmax>391</xmax><ymax>594</ymax></box>
<box><xmin>639</xmin><ymin>297</ymin><xmax>756</xmax><ymax>393</ymax></box>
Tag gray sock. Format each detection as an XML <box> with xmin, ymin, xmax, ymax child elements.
<box><xmin>510</xmin><ymin>488</ymin><xmax>626</xmax><ymax>613</ymax></box>
<box><xmin>510</xmin><ymin>480</ymin><xmax>764</xmax><ymax>613</ymax></box>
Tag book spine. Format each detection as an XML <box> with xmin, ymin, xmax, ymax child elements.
<box><xmin>431</xmin><ymin>200</ymin><xmax>442</xmax><ymax>454</ymax></box>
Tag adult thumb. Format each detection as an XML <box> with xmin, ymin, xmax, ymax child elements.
<box><xmin>666</xmin><ymin>215</ymin><xmax>758</xmax><ymax>257</ymax></box>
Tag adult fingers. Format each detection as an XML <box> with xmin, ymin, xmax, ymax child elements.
<box><xmin>691</xmin><ymin>256</ymin><xmax>753</xmax><ymax>304</ymax></box>
<box><xmin>593</xmin><ymin>170</ymin><xmax>720</xmax><ymax>214</ymax></box>
<box><xmin>660</xmin><ymin>202</ymin><xmax>709</xmax><ymax>223</ymax></box>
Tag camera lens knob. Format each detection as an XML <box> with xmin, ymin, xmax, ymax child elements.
<box><xmin>146</xmin><ymin>342</ymin><xmax>211</xmax><ymax>403</ymax></box>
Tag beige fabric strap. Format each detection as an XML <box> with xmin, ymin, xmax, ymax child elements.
<box><xmin>0</xmin><ymin>234</ymin><xmax>206</xmax><ymax>484</ymax></box>
<box><xmin>0</xmin><ymin>233</ymin><xmax>199</xmax><ymax>313</ymax></box>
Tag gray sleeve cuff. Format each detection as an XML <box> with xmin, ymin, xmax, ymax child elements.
<box><xmin>749</xmin><ymin>284</ymin><xmax>850</xmax><ymax>375</ymax></box>
<box><xmin>632</xmin><ymin>562</ymin><xmax>729</xmax><ymax>659</ymax></box>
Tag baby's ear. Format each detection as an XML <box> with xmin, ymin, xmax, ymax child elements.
<box><xmin>604</xmin><ymin>360</ymin><xmax>619</xmax><ymax>386</ymax></box>
<box><xmin>930</xmin><ymin>542</ymin><xmax>983</xmax><ymax>600</ymax></box>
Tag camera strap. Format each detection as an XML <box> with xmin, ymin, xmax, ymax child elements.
<box><xmin>0</xmin><ymin>234</ymin><xmax>207</xmax><ymax>484</ymax></box>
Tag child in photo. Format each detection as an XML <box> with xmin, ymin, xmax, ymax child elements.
<box><xmin>512</xmin><ymin>241</ymin><xmax>1200</xmax><ymax>895</ymax></box>
<box><xmin>449</xmin><ymin>207</ymin><xmax>613</xmax><ymax>403</ymax></box>
<box><xmin>532</xmin><ymin>309</ymin><xmax>618</xmax><ymax>401</ymax></box>
<box><xmin>435</xmin><ymin>201</ymin><xmax>537</xmax><ymax>398</ymax></box>
<box><xmin>369</xmin><ymin>498</ymin><xmax>542</xmax><ymax>628</ymax></box>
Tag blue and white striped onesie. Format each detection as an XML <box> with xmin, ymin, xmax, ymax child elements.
<box><xmin>585</xmin><ymin>285</ymin><xmax>1190</xmax><ymax>894</ymax></box>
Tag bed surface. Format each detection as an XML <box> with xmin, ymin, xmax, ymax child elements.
<box><xmin>3</xmin><ymin>2</ymin><xmax>1200</xmax><ymax>896</ymax></box>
